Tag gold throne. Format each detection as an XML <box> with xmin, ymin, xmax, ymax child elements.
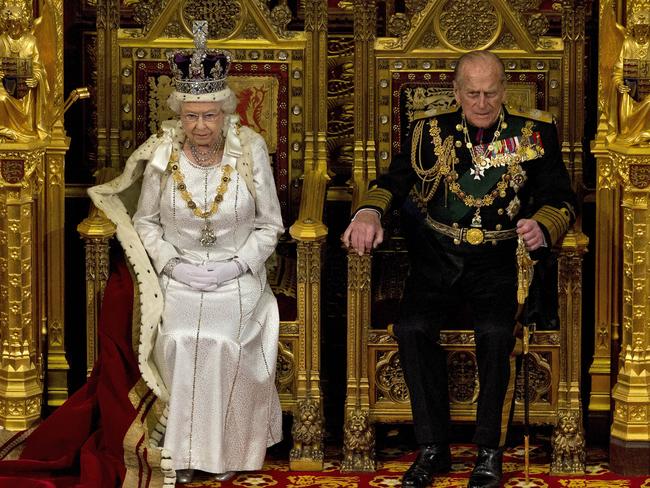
<box><xmin>77</xmin><ymin>0</ymin><xmax>329</xmax><ymax>471</ymax></box>
<box><xmin>342</xmin><ymin>0</ymin><xmax>589</xmax><ymax>474</ymax></box>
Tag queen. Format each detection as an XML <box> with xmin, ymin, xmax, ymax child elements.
<box><xmin>89</xmin><ymin>22</ymin><xmax>284</xmax><ymax>483</ymax></box>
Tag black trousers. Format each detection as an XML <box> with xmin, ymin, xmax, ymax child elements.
<box><xmin>393</xmin><ymin>249</ymin><xmax>518</xmax><ymax>448</ymax></box>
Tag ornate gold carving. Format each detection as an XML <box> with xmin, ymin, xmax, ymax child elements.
<box><xmin>611</xmin><ymin>150</ymin><xmax>650</xmax><ymax>446</ymax></box>
<box><xmin>440</xmin><ymin>331</ymin><xmax>475</xmax><ymax>345</ymax></box>
<box><xmin>0</xmin><ymin>146</ymin><xmax>45</xmax><ymax>429</ymax></box>
<box><xmin>551</xmin><ymin>409</ymin><xmax>586</xmax><ymax>473</ymax></box>
<box><xmin>368</xmin><ymin>331</ymin><xmax>397</xmax><ymax>344</ymax></box>
<box><xmin>49</xmin><ymin>319</ymin><xmax>63</xmax><ymax>347</ymax></box>
<box><xmin>303</xmin><ymin>0</ymin><xmax>327</xmax><ymax>33</ymax></box>
<box><xmin>630</xmin><ymin>164</ymin><xmax>650</xmax><ymax>188</ymax></box>
<box><xmin>78</xmin><ymin>205</ymin><xmax>115</xmax><ymax>375</ymax></box>
<box><xmin>342</xmin><ymin>408</ymin><xmax>375</xmax><ymax>471</ymax></box>
<box><xmin>0</xmin><ymin>0</ymin><xmax>54</xmax><ymax>142</ymax></box>
<box><xmin>296</xmin><ymin>240</ymin><xmax>322</xmax><ymax>285</ymax></box>
<box><xmin>182</xmin><ymin>0</ymin><xmax>242</xmax><ymax>40</ymax></box>
<box><xmin>493</xmin><ymin>31</ymin><xmax>518</xmax><ymax>50</ymax></box>
<box><xmin>420</xmin><ymin>30</ymin><xmax>441</xmax><ymax>48</ymax></box>
<box><xmin>47</xmin><ymin>155</ymin><xmax>63</xmax><ymax>188</ymax></box>
<box><xmin>327</xmin><ymin>36</ymin><xmax>354</xmax><ymax>183</ymax></box>
<box><xmin>275</xmin><ymin>341</ymin><xmax>295</xmax><ymax>395</ymax></box>
<box><xmin>280</xmin><ymin>322</ymin><xmax>299</xmax><ymax>335</ymax></box>
<box><xmin>615</xmin><ymin>403</ymin><xmax>628</xmax><ymax>420</ymax></box>
<box><xmin>528</xmin><ymin>332</ymin><xmax>561</xmax><ymax>346</ymax></box>
<box><xmin>438</xmin><ymin>0</ymin><xmax>500</xmax><ymax>50</ymax></box>
<box><xmin>162</xmin><ymin>20</ymin><xmax>184</xmax><ymax>39</ymax></box>
<box><xmin>527</xmin><ymin>13</ymin><xmax>550</xmax><ymax>39</ymax></box>
<box><xmin>611</xmin><ymin>151</ymin><xmax>650</xmax><ymax>191</ymax></box>
<box><xmin>353</xmin><ymin>0</ymin><xmax>376</xmax><ymax>42</ymax></box>
<box><xmin>270</xmin><ymin>3</ymin><xmax>292</xmax><ymax>33</ymax></box>
<box><xmin>251</xmin><ymin>0</ymin><xmax>295</xmax><ymax>39</ymax></box>
<box><xmin>405</xmin><ymin>0</ymin><xmax>428</xmax><ymax>14</ymax></box>
<box><xmin>506</xmin><ymin>0</ymin><xmax>549</xmax><ymax>41</ymax></box>
<box><xmin>448</xmin><ymin>351</ymin><xmax>479</xmax><ymax>404</ymax></box>
<box><xmin>509</xmin><ymin>0</ymin><xmax>542</xmax><ymax>9</ymax></box>
<box><xmin>597</xmin><ymin>155</ymin><xmax>617</xmax><ymax>190</ymax></box>
<box><xmin>515</xmin><ymin>352</ymin><xmax>552</xmax><ymax>404</ymax></box>
<box><xmin>290</xmin><ymin>398</ymin><xmax>324</xmax><ymax>464</ymax></box>
<box><xmin>242</xmin><ymin>22</ymin><xmax>261</xmax><ymax>39</ymax></box>
<box><xmin>347</xmin><ymin>252</ymin><xmax>371</xmax><ymax>291</ymax></box>
<box><xmin>375</xmin><ymin>351</ymin><xmax>408</xmax><ymax>403</ymax></box>
<box><xmin>132</xmin><ymin>0</ymin><xmax>163</xmax><ymax>33</ymax></box>
<box><xmin>387</xmin><ymin>13</ymin><xmax>411</xmax><ymax>38</ymax></box>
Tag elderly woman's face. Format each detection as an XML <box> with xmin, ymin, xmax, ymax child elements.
<box><xmin>180</xmin><ymin>101</ymin><xmax>225</xmax><ymax>147</ymax></box>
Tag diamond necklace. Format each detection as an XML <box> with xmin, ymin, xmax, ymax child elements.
<box><xmin>188</xmin><ymin>136</ymin><xmax>224</xmax><ymax>166</ymax></box>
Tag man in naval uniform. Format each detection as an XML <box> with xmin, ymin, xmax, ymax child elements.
<box><xmin>342</xmin><ymin>50</ymin><xmax>576</xmax><ymax>488</ymax></box>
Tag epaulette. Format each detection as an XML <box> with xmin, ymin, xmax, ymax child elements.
<box><xmin>506</xmin><ymin>105</ymin><xmax>554</xmax><ymax>124</ymax></box>
<box><xmin>412</xmin><ymin>104</ymin><xmax>460</xmax><ymax>121</ymax></box>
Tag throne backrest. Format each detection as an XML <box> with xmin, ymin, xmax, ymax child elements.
<box><xmin>391</xmin><ymin>67</ymin><xmax>553</xmax><ymax>156</ymax></box>
<box><xmin>120</xmin><ymin>49</ymin><xmax>297</xmax><ymax>227</ymax></box>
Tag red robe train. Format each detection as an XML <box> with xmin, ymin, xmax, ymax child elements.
<box><xmin>0</xmin><ymin>258</ymin><xmax>167</xmax><ymax>488</ymax></box>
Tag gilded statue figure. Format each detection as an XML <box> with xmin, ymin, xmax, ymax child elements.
<box><xmin>601</xmin><ymin>6</ymin><xmax>650</xmax><ymax>145</ymax></box>
<box><xmin>0</xmin><ymin>1</ymin><xmax>52</xmax><ymax>142</ymax></box>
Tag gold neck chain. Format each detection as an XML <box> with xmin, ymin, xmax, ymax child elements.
<box><xmin>169</xmin><ymin>152</ymin><xmax>233</xmax><ymax>219</ymax></box>
<box><xmin>461</xmin><ymin>110</ymin><xmax>506</xmax><ymax>179</ymax></box>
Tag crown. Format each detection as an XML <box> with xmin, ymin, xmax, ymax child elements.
<box><xmin>167</xmin><ymin>21</ymin><xmax>232</xmax><ymax>95</ymax></box>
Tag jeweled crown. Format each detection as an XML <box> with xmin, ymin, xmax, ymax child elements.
<box><xmin>167</xmin><ymin>21</ymin><xmax>231</xmax><ymax>95</ymax></box>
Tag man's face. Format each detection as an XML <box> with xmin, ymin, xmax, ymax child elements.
<box><xmin>453</xmin><ymin>60</ymin><xmax>506</xmax><ymax>128</ymax></box>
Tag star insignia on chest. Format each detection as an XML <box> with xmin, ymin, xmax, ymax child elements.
<box><xmin>470</xmin><ymin>166</ymin><xmax>485</xmax><ymax>180</ymax></box>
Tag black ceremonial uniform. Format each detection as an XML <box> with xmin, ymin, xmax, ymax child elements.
<box><xmin>358</xmin><ymin>105</ymin><xmax>576</xmax><ymax>448</ymax></box>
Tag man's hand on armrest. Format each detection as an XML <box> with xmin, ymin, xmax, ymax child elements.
<box><xmin>341</xmin><ymin>209</ymin><xmax>384</xmax><ymax>256</ymax></box>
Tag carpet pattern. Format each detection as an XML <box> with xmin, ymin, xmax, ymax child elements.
<box><xmin>180</xmin><ymin>444</ymin><xmax>650</xmax><ymax>487</ymax></box>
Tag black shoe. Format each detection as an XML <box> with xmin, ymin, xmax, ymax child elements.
<box><xmin>467</xmin><ymin>446</ymin><xmax>503</xmax><ymax>488</ymax></box>
<box><xmin>402</xmin><ymin>444</ymin><xmax>452</xmax><ymax>488</ymax></box>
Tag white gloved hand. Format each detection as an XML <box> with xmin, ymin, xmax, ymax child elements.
<box><xmin>200</xmin><ymin>260</ymin><xmax>248</xmax><ymax>291</ymax></box>
<box><xmin>171</xmin><ymin>262</ymin><xmax>217</xmax><ymax>290</ymax></box>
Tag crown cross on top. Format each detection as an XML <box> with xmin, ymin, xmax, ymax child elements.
<box><xmin>167</xmin><ymin>20</ymin><xmax>231</xmax><ymax>96</ymax></box>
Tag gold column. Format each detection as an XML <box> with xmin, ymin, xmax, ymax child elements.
<box><xmin>0</xmin><ymin>146</ymin><xmax>45</xmax><ymax>429</ymax></box>
<box><xmin>350</xmin><ymin>0</ymin><xmax>377</xmax><ymax>210</ymax></box>
<box><xmin>342</xmin><ymin>252</ymin><xmax>375</xmax><ymax>472</ymax></box>
<box><xmin>287</xmin><ymin>0</ymin><xmax>328</xmax><ymax>471</ymax></box>
<box><xmin>77</xmin><ymin>209</ymin><xmax>115</xmax><ymax>376</ymax></box>
<box><xmin>551</xmin><ymin>229</ymin><xmax>588</xmax><ymax>473</ymax></box>
<box><xmin>43</xmin><ymin>135</ymin><xmax>70</xmax><ymax>406</ymax></box>
<box><xmin>342</xmin><ymin>0</ymin><xmax>377</xmax><ymax>472</ymax></box>
<box><xmin>610</xmin><ymin>145</ymin><xmax>650</xmax><ymax>474</ymax></box>
<box><xmin>589</xmin><ymin>117</ymin><xmax>620</xmax><ymax>414</ymax></box>
<box><xmin>287</xmin><ymin>237</ymin><xmax>326</xmax><ymax>470</ymax></box>
<box><xmin>560</xmin><ymin>0</ymin><xmax>588</xmax><ymax>189</ymax></box>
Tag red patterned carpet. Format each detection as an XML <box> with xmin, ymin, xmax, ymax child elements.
<box><xmin>179</xmin><ymin>443</ymin><xmax>650</xmax><ymax>487</ymax></box>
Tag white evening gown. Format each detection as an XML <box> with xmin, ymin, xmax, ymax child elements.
<box><xmin>133</xmin><ymin>136</ymin><xmax>284</xmax><ymax>474</ymax></box>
